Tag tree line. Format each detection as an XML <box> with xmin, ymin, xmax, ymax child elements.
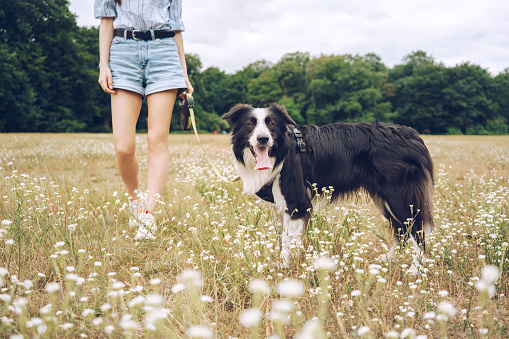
<box><xmin>1</xmin><ymin>0</ymin><xmax>508</xmax><ymax>134</ymax></box>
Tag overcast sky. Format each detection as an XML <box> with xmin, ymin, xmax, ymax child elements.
<box><xmin>70</xmin><ymin>0</ymin><xmax>509</xmax><ymax>75</ymax></box>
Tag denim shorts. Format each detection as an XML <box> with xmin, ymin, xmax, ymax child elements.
<box><xmin>109</xmin><ymin>36</ymin><xmax>187</xmax><ymax>96</ymax></box>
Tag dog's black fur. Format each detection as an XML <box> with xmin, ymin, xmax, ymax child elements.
<box><xmin>222</xmin><ymin>103</ymin><xmax>434</xmax><ymax>265</ymax></box>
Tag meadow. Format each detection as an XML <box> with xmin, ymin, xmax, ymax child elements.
<box><xmin>0</xmin><ymin>133</ymin><xmax>508</xmax><ymax>338</ymax></box>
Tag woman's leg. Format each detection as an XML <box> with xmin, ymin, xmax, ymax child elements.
<box><xmin>145</xmin><ymin>89</ymin><xmax>178</xmax><ymax>212</ymax></box>
<box><xmin>111</xmin><ymin>89</ymin><xmax>143</xmax><ymax>200</ymax></box>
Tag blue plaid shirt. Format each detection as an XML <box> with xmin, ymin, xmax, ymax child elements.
<box><xmin>94</xmin><ymin>0</ymin><xmax>185</xmax><ymax>31</ymax></box>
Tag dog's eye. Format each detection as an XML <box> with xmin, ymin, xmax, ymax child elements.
<box><xmin>247</xmin><ymin>122</ymin><xmax>255</xmax><ymax>128</ymax></box>
<box><xmin>267</xmin><ymin>121</ymin><xmax>276</xmax><ymax>127</ymax></box>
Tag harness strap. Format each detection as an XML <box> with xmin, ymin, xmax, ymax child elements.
<box><xmin>294</xmin><ymin>127</ymin><xmax>307</xmax><ymax>153</ymax></box>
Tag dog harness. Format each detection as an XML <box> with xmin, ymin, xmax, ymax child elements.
<box><xmin>293</xmin><ymin>127</ymin><xmax>307</xmax><ymax>153</ymax></box>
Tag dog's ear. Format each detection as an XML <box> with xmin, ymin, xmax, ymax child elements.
<box><xmin>222</xmin><ymin>104</ymin><xmax>253</xmax><ymax>126</ymax></box>
<box><xmin>269</xmin><ymin>103</ymin><xmax>297</xmax><ymax>126</ymax></box>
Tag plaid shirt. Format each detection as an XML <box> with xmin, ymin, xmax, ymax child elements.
<box><xmin>94</xmin><ymin>0</ymin><xmax>185</xmax><ymax>31</ymax></box>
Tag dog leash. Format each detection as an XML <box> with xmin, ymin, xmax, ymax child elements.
<box><xmin>180</xmin><ymin>94</ymin><xmax>240</xmax><ymax>183</ymax></box>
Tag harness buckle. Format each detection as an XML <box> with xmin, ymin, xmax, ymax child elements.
<box><xmin>294</xmin><ymin>128</ymin><xmax>307</xmax><ymax>153</ymax></box>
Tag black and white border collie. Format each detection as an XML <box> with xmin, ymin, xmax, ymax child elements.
<box><xmin>222</xmin><ymin>103</ymin><xmax>434</xmax><ymax>272</ymax></box>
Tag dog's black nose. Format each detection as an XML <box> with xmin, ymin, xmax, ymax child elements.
<box><xmin>257</xmin><ymin>136</ymin><xmax>269</xmax><ymax>145</ymax></box>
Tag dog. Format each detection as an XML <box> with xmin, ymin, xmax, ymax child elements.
<box><xmin>222</xmin><ymin>103</ymin><xmax>434</xmax><ymax>272</ymax></box>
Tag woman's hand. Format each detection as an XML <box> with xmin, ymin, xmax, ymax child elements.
<box><xmin>181</xmin><ymin>78</ymin><xmax>194</xmax><ymax>98</ymax></box>
<box><xmin>98</xmin><ymin>65</ymin><xmax>116</xmax><ymax>94</ymax></box>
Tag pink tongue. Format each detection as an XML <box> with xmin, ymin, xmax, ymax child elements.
<box><xmin>254</xmin><ymin>147</ymin><xmax>272</xmax><ymax>170</ymax></box>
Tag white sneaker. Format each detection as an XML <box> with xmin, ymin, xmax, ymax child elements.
<box><xmin>134</xmin><ymin>212</ymin><xmax>157</xmax><ymax>240</ymax></box>
<box><xmin>129</xmin><ymin>192</ymin><xmax>147</xmax><ymax>228</ymax></box>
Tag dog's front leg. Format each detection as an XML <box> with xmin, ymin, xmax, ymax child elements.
<box><xmin>280</xmin><ymin>213</ymin><xmax>305</xmax><ymax>268</ymax></box>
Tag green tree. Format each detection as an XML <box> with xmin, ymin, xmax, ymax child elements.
<box><xmin>392</xmin><ymin>59</ymin><xmax>498</xmax><ymax>134</ymax></box>
<box><xmin>492</xmin><ymin>69</ymin><xmax>509</xmax><ymax>121</ymax></box>
<box><xmin>303</xmin><ymin>53</ymin><xmax>387</xmax><ymax>125</ymax></box>
<box><xmin>0</xmin><ymin>0</ymin><xmax>104</xmax><ymax>132</ymax></box>
<box><xmin>247</xmin><ymin>69</ymin><xmax>283</xmax><ymax>106</ymax></box>
<box><xmin>0</xmin><ymin>44</ymin><xmax>40</xmax><ymax>132</ymax></box>
<box><xmin>443</xmin><ymin>63</ymin><xmax>497</xmax><ymax>134</ymax></box>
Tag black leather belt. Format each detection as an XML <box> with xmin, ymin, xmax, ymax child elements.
<box><xmin>113</xmin><ymin>29</ymin><xmax>175</xmax><ymax>40</ymax></box>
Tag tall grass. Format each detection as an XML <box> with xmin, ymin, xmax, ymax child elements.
<box><xmin>0</xmin><ymin>133</ymin><xmax>508</xmax><ymax>338</ymax></box>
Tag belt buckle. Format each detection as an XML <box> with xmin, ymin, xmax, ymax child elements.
<box><xmin>132</xmin><ymin>30</ymin><xmax>142</xmax><ymax>40</ymax></box>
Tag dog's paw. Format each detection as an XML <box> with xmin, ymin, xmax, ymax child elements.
<box><xmin>277</xmin><ymin>261</ymin><xmax>290</xmax><ymax>270</ymax></box>
<box><xmin>377</xmin><ymin>253</ymin><xmax>393</xmax><ymax>263</ymax></box>
<box><xmin>277</xmin><ymin>251</ymin><xmax>290</xmax><ymax>270</ymax></box>
<box><xmin>407</xmin><ymin>264</ymin><xmax>420</xmax><ymax>276</ymax></box>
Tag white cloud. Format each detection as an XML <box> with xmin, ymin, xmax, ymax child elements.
<box><xmin>70</xmin><ymin>0</ymin><xmax>508</xmax><ymax>74</ymax></box>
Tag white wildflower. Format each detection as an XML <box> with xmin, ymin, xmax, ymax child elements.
<box><xmin>112</xmin><ymin>281</ymin><xmax>125</xmax><ymax>290</ymax></box>
<box><xmin>239</xmin><ymin>308</ymin><xmax>262</xmax><ymax>328</ymax></box>
<box><xmin>178</xmin><ymin>269</ymin><xmax>203</xmax><ymax>289</ymax></box>
<box><xmin>145</xmin><ymin>294</ymin><xmax>164</xmax><ymax>306</ymax></box>
<box><xmin>149</xmin><ymin>278</ymin><xmax>161</xmax><ymax>286</ymax></box>
<box><xmin>45</xmin><ymin>282</ymin><xmax>61</xmax><ymax>294</ymax></box>
<box><xmin>295</xmin><ymin>318</ymin><xmax>326</xmax><ymax>339</ymax></box>
<box><xmin>276</xmin><ymin>279</ymin><xmax>304</xmax><ymax>298</ymax></box>
<box><xmin>249</xmin><ymin>279</ymin><xmax>270</xmax><ymax>295</ymax></box>
<box><xmin>13</xmin><ymin>298</ymin><xmax>28</xmax><ymax>314</ymax></box>
<box><xmin>66</xmin><ymin>274</ymin><xmax>79</xmax><ymax>282</ymax></box>
<box><xmin>171</xmin><ymin>283</ymin><xmax>185</xmax><ymax>294</ymax></box>
<box><xmin>186</xmin><ymin>325</ymin><xmax>213</xmax><ymax>339</ymax></box>
<box><xmin>100</xmin><ymin>303</ymin><xmax>112</xmax><ymax>312</ymax></box>
<box><xmin>201</xmin><ymin>295</ymin><xmax>213</xmax><ymax>303</ymax></box>
<box><xmin>437</xmin><ymin>301</ymin><xmax>457</xmax><ymax>319</ymax></box>
<box><xmin>351</xmin><ymin>290</ymin><xmax>362</xmax><ymax>297</ymax></box>
<box><xmin>423</xmin><ymin>311</ymin><xmax>436</xmax><ymax>319</ymax></box>
<box><xmin>128</xmin><ymin>296</ymin><xmax>145</xmax><ymax>308</ymax></box>
<box><xmin>358</xmin><ymin>326</ymin><xmax>370</xmax><ymax>336</ymax></box>
<box><xmin>400</xmin><ymin>328</ymin><xmax>416</xmax><ymax>338</ymax></box>
<box><xmin>119</xmin><ymin>314</ymin><xmax>139</xmax><ymax>331</ymax></box>
<box><xmin>314</xmin><ymin>256</ymin><xmax>336</xmax><ymax>271</ymax></box>
<box><xmin>82</xmin><ymin>309</ymin><xmax>95</xmax><ymax>317</ymax></box>
<box><xmin>273</xmin><ymin>299</ymin><xmax>293</xmax><ymax>313</ymax></box>
<box><xmin>385</xmin><ymin>330</ymin><xmax>399</xmax><ymax>338</ymax></box>
<box><xmin>23</xmin><ymin>280</ymin><xmax>33</xmax><ymax>290</ymax></box>
<box><xmin>60</xmin><ymin>323</ymin><xmax>73</xmax><ymax>330</ymax></box>
<box><xmin>40</xmin><ymin>304</ymin><xmax>52</xmax><ymax>315</ymax></box>
<box><xmin>369</xmin><ymin>268</ymin><xmax>380</xmax><ymax>276</ymax></box>
<box><xmin>144</xmin><ymin>308</ymin><xmax>171</xmax><ymax>331</ymax></box>
<box><xmin>481</xmin><ymin>265</ymin><xmax>499</xmax><ymax>284</ymax></box>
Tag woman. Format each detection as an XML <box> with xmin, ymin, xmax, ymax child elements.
<box><xmin>95</xmin><ymin>0</ymin><xmax>193</xmax><ymax>238</ymax></box>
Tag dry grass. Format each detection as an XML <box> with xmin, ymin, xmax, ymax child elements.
<box><xmin>0</xmin><ymin>133</ymin><xmax>508</xmax><ymax>338</ymax></box>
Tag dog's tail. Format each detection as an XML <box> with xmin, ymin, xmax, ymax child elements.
<box><xmin>411</xmin><ymin>166</ymin><xmax>434</xmax><ymax>250</ymax></box>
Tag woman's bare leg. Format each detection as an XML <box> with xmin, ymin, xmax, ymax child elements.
<box><xmin>145</xmin><ymin>89</ymin><xmax>177</xmax><ymax>212</ymax></box>
<box><xmin>111</xmin><ymin>89</ymin><xmax>143</xmax><ymax>200</ymax></box>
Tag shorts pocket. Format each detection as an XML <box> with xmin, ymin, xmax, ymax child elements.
<box><xmin>111</xmin><ymin>36</ymin><xmax>126</xmax><ymax>45</ymax></box>
<box><xmin>155</xmin><ymin>37</ymin><xmax>176</xmax><ymax>46</ymax></box>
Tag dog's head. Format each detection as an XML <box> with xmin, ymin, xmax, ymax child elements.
<box><xmin>222</xmin><ymin>103</ymin><xmax>296</xmax><ymax>170</ymax></box>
